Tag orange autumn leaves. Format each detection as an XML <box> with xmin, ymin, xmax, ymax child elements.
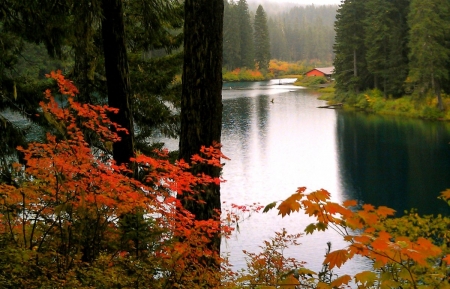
<box><xmin>0</xmin><ymin>71</ymin><xmax>240</xmax><ymax>288</ymax></box>
<box><xmin>264</xmin><ymin>187</ymin><xmax>450</xmax><ymax>288</ymax></box>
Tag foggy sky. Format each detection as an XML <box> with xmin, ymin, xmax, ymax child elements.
<box><xmin>258</xmin><ymin>0</ymin><xmax>340</xmax><ymax>5</ymax></box>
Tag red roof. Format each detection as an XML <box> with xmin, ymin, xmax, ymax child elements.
<box><xmin>305</xmin><ymin>66</ymin><xmax>334</xmax><ymax>76</ymax></box>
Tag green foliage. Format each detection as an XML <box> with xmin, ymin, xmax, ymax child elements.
<box><xmin>253</xmin><ymin>5</ymin><xmax>271</xmax><ymax>70</ymax></box>
<box><xmin>295</xmin><ymin>76</ymin><xmax>328</xmax><ymax>87</ymax></box>
<box><xmin>237</xmin><ymin>0</ymin><xmax>254</xmax><ymax>68</ymax></box>
<box><xmin>267</xmin><ymin>5</ymin><xmax>336</xmax><ymax>63</ymax></box>
<box><xmin>223</xmin><ymin>0</ymin><xmax>241</xmax><ymax>70</ymax></box>
<box><xmin>333</xmin><ymin>0</ymin><xmax>369</xmax><ymax>94</ymax></box>
<box><xmin>333</xmin><ymin>89</ymin><xmax>450</xmax><ymax>120</ymax></box>
<box><xmin>233</xmin><ymin>229</ymin><xmax>306</xmax><ymax>288</ymax></box>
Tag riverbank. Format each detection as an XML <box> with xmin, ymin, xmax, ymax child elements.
<box><xmin>294</xmin><ymin>77</ymin><xmax>450</xmax><ymax>121</ymax></box>
<box><xmin>326</xmin><ymin>89</ymin><xmax>450</xmax><ymax>121</ymax></box>
<box><xmin>222</xmin><ymin>60</ymin><xmax>333</xmax><ymax>82</ymax></box>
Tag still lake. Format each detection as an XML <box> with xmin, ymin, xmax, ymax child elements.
<box><xmin>217</xmin><ymin>79</ymin><xmax>450</xmax><ymax>274</ymax></box>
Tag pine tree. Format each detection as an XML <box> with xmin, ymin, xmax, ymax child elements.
<box><xmin>253</xmin><ymin>5</ymin><xmax>271</xmax><ymax>70</ymax></box>
<box><xmin>364</xmin><ymin>0</ymin><xmax>394</xmax><ymax>97</ymax></box>
<box><xmin>237</xmin><ymin>0</ymin><xmax>254</xmax><ymax>68</ymax></box>
<box><xmin>333</xmin><ymin>0</ymin><xmax>370</xmax><ymax>95</ymax></box>
<box><xmin>0</xmin><ymin>0</ymin><xmax>184</xmax><ymax>165</ymax></box>
<box><xmin>364</xmin><ymin>0</ymin><xmax>409</xmax><ymax>98</ymax></box>
<box><xmin>385</xmin><ymin>0</ymin><xmax>410</xmax><ymax>98</ymax></box>
<box><xmin>408</xmin><ymin>0</ymin><xmax>450</xmax><ymax>110</ymax></box>
<box><xmin>223</xmin><ymin>0</ymin><xmax>241</xmax><ymax>70</ymax></box>
<box><xmin>268</xmin><ymin>17</ymin><xmax>288</xmax><ymax>61</ymax></box>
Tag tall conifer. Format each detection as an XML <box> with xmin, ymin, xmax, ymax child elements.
<box><xmin>333</xmin><ymin>0</ymin><xmax>369</xmax><ymax>94</ymax></box>
<box><xmin>254</xmin><ymin>5</ymin><xmax>271</xmax><ymax>70</ymax></box>
<box><xmin>223</xmin><ymin>0</ymin><xmax>241</xmax><ymax>70</ymax></box>
<box><xmin>237</xmin><ymin>0</ymin><xmax>254</xmax><ymax>68</ymax></box>
<box><xmin>408</xmin><ymin>0</ymin><xmax>450</xmax><ymax>110</ymax></box>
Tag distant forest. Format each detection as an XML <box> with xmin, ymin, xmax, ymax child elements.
<box><xmin>334</xmin><ymin>0</ymin><xmax>450</xmax><ymax>110</ymax></box>
<box><xmin>223</xmin><ymin>0</ymin><xmax>338</xmax><ymax>70</ymax></box>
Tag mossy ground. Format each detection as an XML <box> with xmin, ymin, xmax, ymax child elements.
<box><xmin>330</xmin><ymin>88</ymin><xmax>450</xmax><ymax>121</ymax></box>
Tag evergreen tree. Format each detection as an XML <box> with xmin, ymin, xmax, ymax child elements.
<box><xmin>408</xmin><ymin>0</ymin><xmax>450</xmax><ymax>110</ymax></box>
<box><xmin>364</xmin><ymin>0</ymin><xmax>394</xmax><ymax>97</ymax></box>
<box><xmin>333</xmin><ymin>0</ymin><xmax>370</xmax><ymax>95</ymax></box>
<box><xmin>385</xmin><ymin>0</ymin><xmax>410</xmax><ymax>98</ymax></box>
<box><xmin>364</xmin><ymin>0</ymin><xmax>409</xmax><ymax>98</ymax></box>
<box><xmin>268</xmin><ymin>17</ymin><xmax>288</xmax><ymax>61</ymax></box>
<box><xmin>253</xmin><ymin>5</ymin><xmax>271</xmax><ymax>70</ymax></box>
<box><xmin>0</xmin><ymin>0</ymin><xmax>184</xmax><ymax>165</ymax></box>
<box><xmin>223</xmin><ymin>0</ymin><xmax>241</xmax><ymax>70</ymax></box>
<box><xmin>237</xmin><ymin>0</ymin><xmax>254</xmax><ymax>68</ymax></box>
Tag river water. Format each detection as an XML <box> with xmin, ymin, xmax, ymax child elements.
<box><xmin>157</xmin><ymin>79</ymin><xmax>450</xmax><ymax>275</ymax></box>
<box><xmin>218</xmin><ymin>79</ymin><xmax>450</xmax><ymax>275</ymax></box>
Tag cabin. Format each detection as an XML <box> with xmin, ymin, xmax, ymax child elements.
<box><xmin>304</xmin><ymin>66</ymin><xmax>334</xmax><ymax>79</ymax></box>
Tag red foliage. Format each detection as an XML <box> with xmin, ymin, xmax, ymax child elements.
<box><xmin>0</xmin><ymin>71</ymin><xmax>248</xmax><ymax>288</ymax></box>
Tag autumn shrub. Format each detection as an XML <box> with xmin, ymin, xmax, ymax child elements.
<box><xmin>337</xmin><ymin>90</ymin><xmax>450</xmax><ymax>121</ymax></box>
<box><xmin>223</xmin><ymin>67</ymin><xmax>266</xmax><ymax>82</ymax></box>
<box><xmin>261</xmin><ymin>187</ymin><xmax>450</xmax><ymax>288</ymax></box>
<box><xmin>2</xmin><ymin>71</ymin><xmax>450</xmax><ymax>289</ymax></box>
<box><xmin>0</xmin><ymin>71</ymin><xmax>233</xmax><ymax>288</ymax></box>
<box><xmin>295</xmin><ymin>76</ymin><xmax>328</xmax><ymax>88</ymax></box>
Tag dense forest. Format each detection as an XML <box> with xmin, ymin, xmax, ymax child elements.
<box><xmin>334</xmin><ymin>0</ymin><xmax>450</xmax><ymax>111</ymax></box>
<box><xmin>223</xmin><ymin>0</ymin><xmax>337</xmax><ymax>70</ymax></box>
<box><xmin>1</xmin><ymin>1</ymin><xmax>450</xmax><ymax>288</ymax></box>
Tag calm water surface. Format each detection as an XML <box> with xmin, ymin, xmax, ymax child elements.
<box><xmin>219</xmin><ymin>79</ymin><xmax>450</xmax><ymax>274</ymax></box>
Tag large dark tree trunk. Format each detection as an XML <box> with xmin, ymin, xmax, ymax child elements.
<box><xmin>179</xmin><ymin>0</ymin><xmax>224</xmax><ymax>260</ymax></box>
<box><xmin>101</xmin><ymin>0</ymin><xmax>135</xmax><ymax>168</ymax></box>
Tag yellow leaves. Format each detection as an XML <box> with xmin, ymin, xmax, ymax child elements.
<box><xmin>330</xmin><ymin>274</ymin><xmax>351</xmax><ymax>288</ymax></box>
<box><xmin>297</xmin><ymin>268</ymin><xmax>316</xmax><ymax>277</ymax></box>
<box><xmin>323</xmin><ymin>249</ymin><xmax>349</xmax><ymax>269</ymax></box>
<box><xmin>278</xmin><ymin>275</ymin><xmax>299</xmax><ymax>289</ymax></box>
<box><xmin>354</xmin><ymin>271</ymin><xmax>377</xmax><ymax>287</ymax></box>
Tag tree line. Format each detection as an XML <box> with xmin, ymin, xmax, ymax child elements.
<box><xmin>334</xmin><ymin>0</ymin><xmax>450</xmax><ymax>110</ymax></box>
<box><xmin>223</xmin><ymin>1</ymin><xmax>337</xmax><ymax>70</ymax></box>
<box><xmin>223</xmin><ymin>0</ymin><xmax>271</xmax><ymax>71</ymax></box>
<box><xmin>267</xmin><ymin>4</ymin><xmax>337</xmax><ymax>63</ymax></box>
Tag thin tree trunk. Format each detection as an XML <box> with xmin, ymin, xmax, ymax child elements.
<box><xmin>101</xmin><ymin>0</ymin><xmax>135</xmax><ymax>169</ymax></box>
<box><xmin>435</xmin><ymin>79</ymin><xmax>444</xmax><ymax>111</ymax></box>
<box><xmin>353</xmin><ymin>48</ymin><xmax>359</xmax><ymax>94</ymax></box>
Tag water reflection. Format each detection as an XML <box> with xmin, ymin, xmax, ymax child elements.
<box><xmin>160</xmin><ymin>79</ymin><xmax>450</xmax><ymax>275</ymax></box>
<box><xmin>221</xmin><ymin>80</ymin><xmax>365</xmax><ymax>274</ymax></box>
<box><xmin>336</xmin><ymin>111</ymin><xmax>450</xmax><ymax>215</ymax></box>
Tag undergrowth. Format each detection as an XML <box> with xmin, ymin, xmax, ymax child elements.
<box><xmin>333</xmin><ymin>89</ymin><xmax>450</xmax><ymax>121</ymax></box>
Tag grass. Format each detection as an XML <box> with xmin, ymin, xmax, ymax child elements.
<box><xmin>334</xmin><ymin>89</ymin><xmax>450</xmax><ymax>121</ymax></box>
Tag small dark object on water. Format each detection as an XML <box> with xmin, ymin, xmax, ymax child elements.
<box><xmin>317</xmin><ymin>103</ymin><xmax>343</xmax><ymax>109</ymax></box>
<box><xmin>270</xmin><ymin>98</ymin><xmax>274</xmax><ymax>103</ymax></box>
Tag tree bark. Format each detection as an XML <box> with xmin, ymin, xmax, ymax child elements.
<box><xmin>435</xmin><ymin>79</ymin><xmax>444</xmax><ymax>111</ymax></box>
<box><xmin>101</xmin><ymin>0</ymin><xmax>135</xmax><ymax>168</ymax></box>
<box><xmin>179</xmin><ymin>0</ymin><xmax>224</xmax><ymax>260</ymax></box>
